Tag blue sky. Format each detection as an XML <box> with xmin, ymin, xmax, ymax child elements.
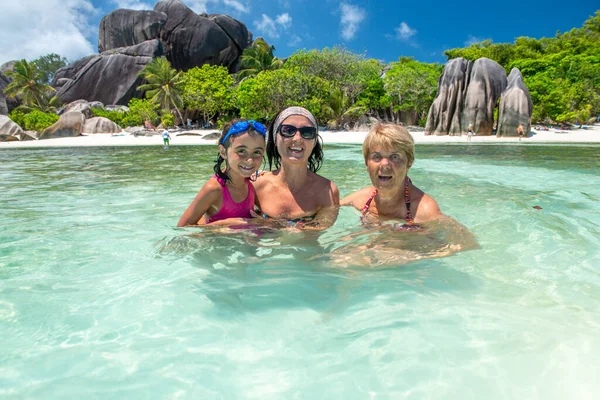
<box><xmin>1</xmin><ymin>0</ymin><xmax>598</xmax><ymax>65</ymax></box>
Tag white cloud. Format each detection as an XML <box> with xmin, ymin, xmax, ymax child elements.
<box><xmin>287</xmin><ymin>34</ymin><xmax>301</xmax><ymax>47</ymax></box>
<box><xmin>222</xmin><ymin>0</ymin><xmax>249</xmax><ymax>14</ymax></box>
<box><xmin>340</xmin><ymin>3</ymin><xmax>365</xmax><ymax>41</ymax></box>
<box><xmin>276</xmin><ymin>13</ymin><xmax>292</xmax><ymax>27</ymax></box>
<box><xmin>0</xmin><ymin>0</ymin><xmax>98</xmax><ymax>65</ymax></box>
<box><xmin>111</xmin><ymin>0</ymin><xmax>154</xmax><ymax>11</ymax></box>
<box><xmin>178</xmin><ymin>0</ymin><xmax>249</xmax><ymax>15</ymax></box>
<box><xmin>395</xmin><ymin>22</ymin><xmax>416</xmax><ymax>40</ymax></box>
<box><xmin>464</xmin><ymin>35</ymin><xmax>488</xmax><ymax>46</ymax></box>
<box><xmin>255</xmin><ymin>13</ymin><xmax>293</xmax><ymax>39</ymax></box>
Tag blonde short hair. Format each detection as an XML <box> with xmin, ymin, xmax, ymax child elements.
<box><xmin>362</xmin><ymin>123</ymin><xmax>415</xmax><ymax>167</ymax></box>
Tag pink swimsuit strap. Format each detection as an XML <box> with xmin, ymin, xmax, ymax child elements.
<box><xmin>361</xmin><ymin>176</ymin><xmax>414</xmax><ymax>224</ymax></box>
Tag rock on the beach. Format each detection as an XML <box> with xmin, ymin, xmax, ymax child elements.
<box><xmin>496</xmin><ymin>68</ymin><xmax>533</xmax><ymax>137</ymax></box>
<box><xmin>99</xmin><ymin>9</ymin><xmax>167</xmax><ymax>53</ymax></box>
<box><xmin>0</xmin><ymin>115</ymin><xmax>24</xmax><ymax>141</ymax></box>
<box><xmin>83</xmin><ymin>117</ymin><xmax>122</xmax><ymax>134</ymax></box>
<box><xmin>58</xmin><ymin>100</ymin><xmax>95</xmax><ymax>118</ymax></box>
<box><xmin>41</xmin><ymin>111</ymin><xmax>86</xmax><ymax>139</ymax></box>
<box><xmin>460</xmin><ymin>58</ymin><xmax>507</xmax><ymax>135</ymax></box>
<box><xmin>55</xmin><ymin>40</ymin><xmax>162</xmax><ymax>105</ymax></box>
<box><xmin>425</xmin><ymin>58</ymin><xmax>472</xmax><ymax>136</ymax></box>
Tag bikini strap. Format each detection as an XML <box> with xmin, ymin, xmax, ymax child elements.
<box><xmin>404</xmin><ymin>176</ymin><xmax>414</xmax><ymax>224</ymax></box>
<box><xmin>361</xmin><ymin>189</ymin><xmax>378</xmax><ymax>216</ymax></box>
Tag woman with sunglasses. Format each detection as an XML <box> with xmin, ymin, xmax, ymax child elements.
<box><xmin>253</xmin><ymin>106</ymin><xmax>340</xmax><ymax>229</ymax></box>
<box><xmin>177</xmin><ymin>119</ymin><xmax>267</xmax><ymax>227</ymax></box>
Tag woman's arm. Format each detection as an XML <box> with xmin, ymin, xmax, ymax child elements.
<box><xmin>176</xmin><ymin>178</ymin><xmax>221</xmax><ymax>227</ymax></box>
<box><xmin>310</xmin><ymin>181</ymin><xmax>340</xmax><ymax>229</ymax></box>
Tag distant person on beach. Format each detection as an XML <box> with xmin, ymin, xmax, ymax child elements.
<box><xmin>253</xmin><ymin>106</ymin><xmax>340</xmax><ymax>229</ymax></box>
<box><xmin>177</xmin><ymin>119</ymin><xmax>266</xmax><ymax>227</ymax></box>
<box><xmin>467</xmin><ymin>123</ymin><xmax>475</xmax><ymax>141</ymax></box>
<box><xmin>187</xmin><ymin>119</ymin><xmax>193</xmax><ymax>129</ymax></box>
<box><xmin>162</xmin><ymin>129</ymin><xmax>172</xmax><ymax>146</ymax></box>
<box><xmin>144</xmin><ymin>120</ymin><xmax>154</xmax><ymax>130</ymax></box>
<box><xmin>518</xmin><ymin>124</ymin><xmax>524</xmax><ymax>141</ymax></box>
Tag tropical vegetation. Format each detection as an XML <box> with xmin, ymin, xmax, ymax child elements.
<box><xmin>3</xmin><ymin>10</ymin><xmax>599</xmax><ymax>131</ymax></box>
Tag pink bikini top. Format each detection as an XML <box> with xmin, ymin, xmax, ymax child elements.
<box><xmin>207</xmin><ymin>175</ymin><xmax>255</xmax><ymax>223</ymax></box>
<box><xmin>361</xmin><ymin>176</ymin><xmax>416</xmax><ymax>227</ymax></box>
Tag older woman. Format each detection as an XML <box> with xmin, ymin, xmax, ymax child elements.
<box><xmin>341</xmin><ymin>122</ymin><xmax>442</xmax><ymax>227</ymax></box>
<box><xmin>253</xmin><ymin>106</ymin><xmax>339</xmax><ymax>229</ymax></box>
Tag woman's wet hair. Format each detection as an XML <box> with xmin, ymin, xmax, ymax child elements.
<box><xmin>214</xmin><ymin>118</ymin><xmax>265</xmax><ymax>183</ymax></box>
<box><xmin>266</xmin><ymin>108</ymin><xmax>324</xmax><ymax>172</ymax></box>
<box><xmin>362</xmin><ymin>123</ymin><xmax>415</xmax><ymax>167</ymax></box>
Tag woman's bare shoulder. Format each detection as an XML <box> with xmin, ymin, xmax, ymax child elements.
<box><xmin>414</xmin><ymin>192</ymin><xmax>443</xmax><ymax>222</ymax></box>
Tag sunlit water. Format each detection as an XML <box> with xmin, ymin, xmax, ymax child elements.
<box><xmin>1</xmin><ymin>144</ymin><xmax>599</xmax><ymax>399</ymax></box>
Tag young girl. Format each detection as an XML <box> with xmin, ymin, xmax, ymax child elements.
<box><xmin>177</xmin><ymin>119</ymin><xmax>267</xmax><ymax>227</ymax></box>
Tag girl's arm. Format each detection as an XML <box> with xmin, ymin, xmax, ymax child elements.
<box><xmin>177</xmin><ymin>178</ymin><xmax>222</xmax><ymax>227</ymax></box>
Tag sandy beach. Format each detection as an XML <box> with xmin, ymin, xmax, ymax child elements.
<box><xmin>2</xmin><ymin>125</ymin><xmax>599</xmax><ymax>148</ymax></box>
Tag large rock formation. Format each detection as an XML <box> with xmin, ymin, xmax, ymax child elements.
<box><xmin>155</xmin><ymin>0</ymin><xmax>250</xmax><ymax>72</ymax></box>
<box><xmin>425</xmin><ymin>58</ymin><xmax>471</xmax><ymax>136</ymax></box>
<box><xmin>99</xmin><ymin>9</ymin><xmax>167</xmax><ymax>53</ymax></box>
<box><xmin>496</xmin><ymin>68</ymin><xmax>532</xmax><ymax>137</ymax></box>
<box><xmin>52</xmin><ymin>0</ymin><xmax>251</xmax><ymax>106</ymax></box>
<box><xmin>460</xmin><ymin>58</ymin><xmax>507</xmax><ymax>135</ymax></box>
<box><xmin>54</xmin><ymin>40</ymin><xmax>163</xmax><ymax>106</ymax></box>
<box><xmin>0</xmin><ymin>61</ymin><xmax>20</xmax><ymax>115</ymax></box>
<box><xmin>426</xmin><ymin>58</ymin><xmax>529</xmax><ymax>136</ymax></box>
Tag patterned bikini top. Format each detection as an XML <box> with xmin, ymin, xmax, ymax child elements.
<box><xmin>360</xmin><ymin>176</ymin><xmax>414</xmax><ymax>225</ymax></box>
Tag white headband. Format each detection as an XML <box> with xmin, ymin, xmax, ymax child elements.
<box><xmin>273</xmin><ymin>106</ymin><xmax>318</xmax><ymax>135</ymax></box>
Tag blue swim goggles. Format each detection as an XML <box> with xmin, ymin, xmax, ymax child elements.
<box><xmin>221</xmin><ymin>120</ymin><xmax>267</xmax><ymax>144</ymax></box>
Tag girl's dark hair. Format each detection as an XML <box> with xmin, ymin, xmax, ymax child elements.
<box><xmin>265</xmin><ymin>110</ymin><xmax>324</xmax><ymax>172</ymax></box>
<box><xmin>213</xmin><ymin>118</ymin><xmax>265</xmax><ymax>183</ymax></box>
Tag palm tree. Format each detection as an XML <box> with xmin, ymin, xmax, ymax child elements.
<box><xmin>237</xmin><ymin>38</ymin><xmax>283</xmax><ymax>80</ymax></box>
<box><xmin>137</xmin><ymin>57</ymin><xmax>184</xmax><ymax>125</ymax></box>
<box><xmin>3</xmin><ymin>59</ymin><xmax>57</xmax><ymax>111</ymax></box>
<box><xmin>322</xmin><ymin>87</ymin><xmax>366</xmax><ymax>129</ymax></box>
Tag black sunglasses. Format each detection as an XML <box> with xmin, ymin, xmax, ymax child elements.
<box><xmin>279</xmin><ymin>124</ymin><xmax>317</xmax><ymax>140</ymax></box>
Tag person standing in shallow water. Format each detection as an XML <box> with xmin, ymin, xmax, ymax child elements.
<box><xmin>253</xmin><ymin>106</ymin><xmax>340</xmax><ymax>229</ymax></box>
<box><xmin>162</xmin><ymin>129</ymin><xmax>172</xmax><ymax>146</ymax></box>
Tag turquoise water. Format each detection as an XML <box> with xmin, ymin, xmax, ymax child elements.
<box><xmin>1</xmin><ymin>144</ymin><xmax>600</xmax><ymax>399</ymax></box>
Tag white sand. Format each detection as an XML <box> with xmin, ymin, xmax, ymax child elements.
<box><xmin>2</xmin><ymin>126</ymin><xmax>599</xmax><ymax>148</ymax></box>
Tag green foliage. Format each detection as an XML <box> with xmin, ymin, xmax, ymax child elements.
<box><xmin>284</xmin><ymin>47</ymin><xmax>382</xmax><ymax>103</ymax></box>
<box><xmin>137</xmin><ymin>57</ymin><xmax>184</xmax><ymax>124</ymax></box>
<box><xmin>235</xmin><ymin>68</ymin><xmax>329</xmax><ymax>122</ymax></box>
<box><xmin>238</xmin><ymin>38</ymin><xmax>283</xmax><ymax>80</ymax></box>
<box><xmin>160</xmin><ymin>113</ymin><xmax>174</xmax><ymax>127</ymax></box>
<box><xmin>121</xmin><ymin>98</ymin><xmax>159</xmax><ymax>127</ymax></box>
<box><xmin>21</xmin><ymin>110</ymin><xmax>59</xmax><ymax>131</ymax></box>
<box><xmin>443</xmin><ymin>10</ymin><xmax>600</xmax><ymax>123</ymax></box>
<box><xmin>3</xmin><ymin>59</ymin><xmax>59</xmax><ymax>112</ymax></box>
<box><xmin>182</xmin><ymin>64</ymin><xmax>235</xmax><ymax>123</ymax></box>
<box><xmin>31</xmin><ymin>53</ymin><xmax>69</xmax><ymax>85</ymax></box>
<box><xmin>91</xmin><ymin>108</ymin><xmax>126</xmax><ymax>126</ymax></box>
<box><xmin>8</xmin><ymin>110</ymin><xmax>26</xmax><ymax>128</ymax></box>
<box><xmin>384</xmin><ymin>57</ymin><xmax>441</xmax><ymax>120</ymax></box>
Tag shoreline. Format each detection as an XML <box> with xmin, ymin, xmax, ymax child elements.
<box><xmin>1</xmin><ymin>126</ymin><xmax>599</xmax><ymax>148</ymax></box>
